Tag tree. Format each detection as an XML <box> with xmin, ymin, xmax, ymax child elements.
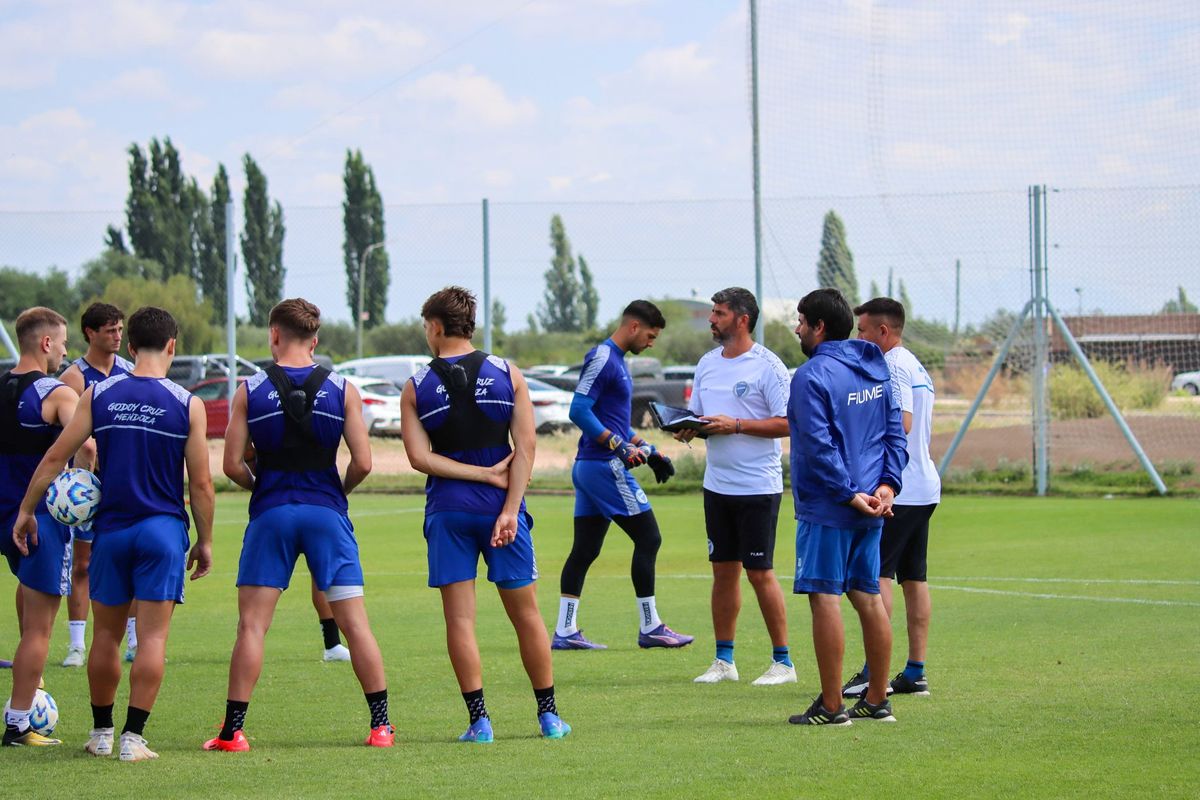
<box><xmin>240</xmin><ymin>154</ymin><xmax>285</xmax><ymax>326</ymax></box>
<box><xmin>342</xmin><ymin>150</ymin><xmax>389</xmax><ymax>329</ymax></box>
<box><xmin>1161</xmin><ymin>286</ymin><xmax>1198</xmax><ymax>314</ymax></box>
<box><xmin>491</xmin><ymin>299</ymin><xmax>507</xmax><ymax>348</ymax></box>
<box><xmin>0</xmin><ymin>267</ymin><xmax>77</xmax><ymax>322</ymax></box>
<box><xmin>201</xmin><ymin>165</ymin><xmax>231</xmax><ymax>324</ymax></box>
<box><xmin>578</xmin><ymin>254</ymin><xmax>600</xmax><ymax>330</ymax></box>
<box><xmin>87</xmin><ymin>274</ymin><xmax>217</xmax><ymax>353</ymax></box>
<box><xmin>898</xmin><ymin>278</ymin><xmax>913</xmax><ymax>317</ymax></box>
<box><xmin>74</xmin><ymin>250</ymin><xmax>163</xmax><ymax>305</ymax></box>
<box><xmin>816</xmin><ymin>210</ymin><xmax>859</xmax><ymax>305</ymax></box>
<box><xmin>537</xmin><ymin>214</ymin><xmax>583</xmax><ymax>332</ymax></box>
<box><xmin>867</xmin><ymin>279</ymin><xmax>881</xmax><ymax>300</ymax></box>
<box><xmin>104</xmin><ymin>225</ymin><xmax>128</xmax><ymax>254</ymax></box>
<box><xmin>526</xmin><ymin>313</ymin><xmax>539</xmax><ymax>334</ymax></box>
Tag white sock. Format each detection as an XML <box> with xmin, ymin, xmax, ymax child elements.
<box><xmin>69</xmin><ymin>620</ymin><xmax>87</xmax><ymax>650</ymax></box>
<box><xmin>5</xmin><ymin>707</ymin><xmax>31</xmax><ymax>730</ymax></box>
<box><xmin>125</xmin><ymin>617</ymin><xmax>138</xmax><ymax>649</ymax></box>
<box><xmin>556</xmin><ymin>597</ymin><xmax>579</xmax><ymax>637</ymax></box>
<box><xmin>636</xmin><ymin>596</ymin><xmax>661</xmax><ymax>634</ymax></box>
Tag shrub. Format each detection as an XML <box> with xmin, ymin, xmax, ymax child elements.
<box><xmin>1049</xmin><ymin>361</ymin><xmax>1170</xmax><ymax>419</ymax></box>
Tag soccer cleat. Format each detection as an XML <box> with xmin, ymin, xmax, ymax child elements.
<box><xmin>85</xmin><ymin>727</ymin><xmax>115</xmax><ymax>756</ymax></box>
<box><xmin>842</xmin><ymin>671</ymin><xmax>893</xmax><ymax>698</ymax></box>
<box><xmin>118</xmin><ymin>732</ymin><xmax>158</xmax><ymax>761</ymax></box>
<box><xmin>203</xmin><ymin>730</ymin><xmax>250</xmax><ymax>752</ymax></box>
<box><xmin>848</xmin><ymin>697</ymin><xmax>896</xmax><ymax>722</ymax></box>
<box><xmin>693</xmin><ymin>659</ymin><xmax>739</xmax><ymax>683</ymax></box>
<box><xmin>538</xmin><ymin>712</ymin><xmax>571</xmax><ymax>739</ymax></box>
<box><xmin>323</xmin><ymin>644</ymin><xmax>352</xmax><ymax>662</ymax></box>
<box><xmin>551</xmin><ymin>630</ymin><xmax>607</xmax><ymax>650</ymax></box>
<box><xmin>788</xmin><ymin>697</ymin><xmax>852</xmax><ymax>726</ymax></box>
<box><xmin>62</xmin><ymin>645</ymin><xmax>86</xmax><ymax>668</ymax></box>
<box><xmin>751</xmin><ymin>661</ymin><xmax>797</xmax><ymax>686</ymax></box>
<box><xmin>889</xmin><ymin>671</ymin><xmax>930</xmax><ymax>696</ymax></box>
<box><xmin>638</xmin><ymin>623</ymin><xmax>694</xmax><ymax>649</ymax></box>
<box><xmin>0</xmin><ymin>658</ymin><xmax>11</xmax><ymax>668</ymax></box>
<box><xmin>365</xmin><ymin>724</ymin><xmax>395</xmax><ymax>748</ymax></box>
<box><xmin>124</xmin><ymin>646</ymin><xmax>137</xmax><ymax>663</ymax></box>
<box><xmin>3</xmin><ymin>726</ymin><xmax>62</xmax><ymax>746</ymax></box>
<box><xmin>458</xmin><ymin>717</ymin><xmax>493</xmax><ymax>744</ymax></box>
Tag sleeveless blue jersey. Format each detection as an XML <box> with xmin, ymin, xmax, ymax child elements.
<box><xmin>0</xmin><ymin>375</ymin><xmax>65</xmax><ymax>514</ymax></box>
<box><xmin>74</xmin><ymin>355</ymin><xmax>134</xmax><ymax>389</ymax></box>
<box><xmin>573</xmin><ymin>338</ymin><xmax>633</xmax><ymax>461</ymax></box>
<box><xmin>411</xmin><ymin>352</ymin><xmax>524</xmax><ymax>516</ymax></box>
<box><xmin>245</xmin><ymin>365</ymin><xmax>347</xmax><ymax>520</ymax></box>
<box><xmin>91</xmin><ymin>374</ymin><xmax>191</xmax><ymax>533</ymax></box>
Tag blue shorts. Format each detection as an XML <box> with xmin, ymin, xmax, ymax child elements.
<box><xmin>1</xmin><ymin>509</ymin><xmax>73</xmax><ymax>597</ymax></box>
<box><xmin>424</xmin><ymin>510</ymin><xmax>537</xmax><ymax>588</ymax></box>
<box><xmin>572</xmin><ymin>458</ymin><xmax>651</xmax><ymax>519</ymax></box>
<box><xmin>793</xmin><ymin>520</ymin><xmax>882</xmax><ymax>596</ymax></box>
<box><xmin>74</xmin><ymin>524</ymin><xmax>95</xmax><ymax>544</ymax></box>
<box><xmin>90</xmin><ymin>514</ymin><xmax>189</xmax><ymax>605</ymax></box>
<box><xmin>238</xmin><ymin>504</ymin><xmax>364</xmax><ymax>592</ymax></box>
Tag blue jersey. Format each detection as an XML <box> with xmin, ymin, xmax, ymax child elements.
<box><xmin>0</xmin><ymin>375</ymin><xmax>66</xmax><ymax>515</ymax></box>
<box><xmin>245</xmin><ymin>365</ymin><xmax>348</xmax><ymax>520</ymax></box>
<box><xmin>73</xmin><ymin>355</ymin><xmax>134</xmax><ymax>389</ymax></box>
<box><xmin>91</xmin><ymin>374</ymin><xmax>192</xmax><ymax>534</ymax></box>
<box><xmin>573</xmin><ymin>338</ymin><xmax>633</xmax><ymax>461</ymax></box>
<box><xmin>411</xmin><ymin>352</ymin><xmax>523</xmax><ymax>517</ymax></box>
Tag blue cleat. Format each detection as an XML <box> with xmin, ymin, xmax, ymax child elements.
<box><xmin>538</xmin><ymin>712</ymin><xmax>571</xmax><ymax>740</ymax></box>
<box><xmin>552</xmin><ymin>630</ymin><xmax>607</xmax><ymax>650</ymax></box>
<box><xmin>458</xmin><ymin>717</ymin><xmax>493</xmax><ymax>744</ymax></box>
<box><xmin>637</xmin><ymin>623</ymin><xmax>694</xmax><ymax>649</ymax></box>
<box><xmin>0</xmin><ymin>658</ymin><xmax>12</xmax><ymax>669</ymax></box>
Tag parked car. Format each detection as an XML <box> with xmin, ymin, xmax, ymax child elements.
<box><xmin>526</xmin><ymin>364</ymin><xmax>572</xmax><ymax>377</ymax></box>
<box><xmin>187</xmin><ymin>376</ymin><xmax>247</xmax><ymax>438</ymax></box>
<box><xmin>1171</xmin><ymin>370</ymin><xmax>1200</xmax><ymax>395</ymax></box>
<box><xmin>343</xmin><ymin>375</ymin><xmax>403</xmax><ymax>436</ymax></box>
<box><xmin>168</xmin><ymin>354</ymin><xmax>261</xmax><ymax>387</ymax></box>
<box><xmin>253</xmin><ymin>355</ymin><xmax>334</xmax><ymax>373</ymax></box>
<box><xmin>538</xmin><ymin>356</ymin><xmax>692</xmax><ymax>427</ymax></box>
<box><xmin>663</xmin><ymin>365</ymin><xmax>696</xmax><ymax>381</ymax></box>
<box><xmin>525</xmin><ymin>377</ymin><xmax>574</xmax><ymax>434</ymax></box>
<box><xmin>335</xmin><ymin>355</ymin><xmax>431</xmax><ymax>389</ymax></box>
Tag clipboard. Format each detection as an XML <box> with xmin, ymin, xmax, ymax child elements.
<box><xmin>649</xmin><ymin>401</ymin><xmax>709</xmax><ymax>438</ymax></box>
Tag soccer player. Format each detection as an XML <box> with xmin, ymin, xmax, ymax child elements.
<box><xmin>58</xmin><ymin>302</ymin><xmax>134</xmax><ymax>669</ymax></box>
<box><xmin>677</xmin><ymin>288</ymin><xmax>794</xmax><ymax>686</ymax></box>
<box><xmin>842</xmin><ymin>297</ymin><xmax>939</xmax><ymax>698</ymax></box>
<box><xmin>14</xmin><ymin>306</ymin><xmax>215</xmax><ymax>759</ymax></box>
<box><xmin>204</xmin><ymin>299</ymin><xmax>392</xmax><ymax>752</ymax></box>
<box><xmin>786</xmin><ymin>289</ymin><xmax>907</xmax><ymax>725</ymax></box>
<box><xmin>404</xmin><ymin>286</ymin><xmax>568</xmax><ymax>743</ymax></box>
<box><xmin>554</xmin><ymin>300</ymin><xmax>691</xmax><ymax>650</ymax></box>
<box><xmin>1</xmin><ymin>307</ymin><xmax>87</xmax><ymax>747</ymax></box>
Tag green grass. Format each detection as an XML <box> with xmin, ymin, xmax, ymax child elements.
<box><xmin>4</xmin><ymin>495</ymin><xmax>1199</xmax><ymax>798</ymax></box>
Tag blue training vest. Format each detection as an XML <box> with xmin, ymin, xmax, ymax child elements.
<box><xmin>74</xmin><ymin>355</ymin><xmax>134</xmax><ymax>389</ymax></box>
<box><xmin>0</xmin><ymin>374</ymin><xmax>65</xmax><ymax>515</ymax></box>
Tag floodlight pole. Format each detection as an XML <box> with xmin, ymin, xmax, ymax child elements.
<box><xmin>225</xmin><ymin>201</ymin><xmax>237</xmax><ymax>401</ymax></box>
<box><xmin>749</xmin><ymin>0</ymin><xmax>765</xmax><ymax>343</ymax></box>
<box><xmin>482</xmin><ymin>198</ymin><xmax>492</xmax><ymax>354</ymax></box>
<box><xmin>1031</xmin><ymin>185</ymin><xmax>1049</xmax><ymax>496</ymax></box>
<box><xmin>357</xmin><ymin>241</ymin><xmax>386</xmax><ymax>360</ymax></box>
<box><xmin>0</xmin><ymin>318</ymin><xmax>17</xmax><ymax>360</ymax></box>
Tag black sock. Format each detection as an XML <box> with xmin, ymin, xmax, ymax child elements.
<box><xmin>320</xmin><ymin>618</ymin><xmax>342</xmax><ymax>650</ymax></box>
<box><xmin>534</xmin><ymin>685</ymin><xmax>557</xmax><ymax>717</ymax></box>
<box><xmin>462</xmin><ymin>689</ymin><xmax>488</xmax><ymax>724</ymax></box>
<box><xmin>219</xmin><ymin>700</ymin><xmax>250</xmax><ymax>741</ymax></box>
<box><xmin>122</xmin><ymin>706</ymin><xmax>151</xmax><ymax>737</ymax></box>
<box><xmin>365</xmin><ymin>690</ymin><xmax>389</xmax><ymax>729</ymax></box>
<box><xmin>91</xmin><ymin>703</ymin><xmax>115</xmax><ymax>730</ymax></box>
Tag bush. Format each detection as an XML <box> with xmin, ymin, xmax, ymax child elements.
<box><xmin>1049</xmin><ymin>361</ymin><xmax>1171</xmax><ymax>419</ymax></box>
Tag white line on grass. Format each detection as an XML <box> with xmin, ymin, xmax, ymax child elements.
<box><xmin>936</xmin><ymin>576</ymin><xmax>1200</xmax><ymax>587</ymax></box>
<box><xmin>929</xmin><ymin>584</ymin><xmax>1200</xmax><ymax>608</ymax></box>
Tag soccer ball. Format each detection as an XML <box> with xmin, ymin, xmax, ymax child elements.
<box><xmin>45</xmin><ymin>468</ymin><xmax>102</xmax><ymax>527</ymax></box>
<box><xmin>3</xmin><ymin>689</ymin><xmax>58</xmax><ymax>735</ymax></box>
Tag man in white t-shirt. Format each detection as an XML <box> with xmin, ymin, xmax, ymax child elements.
<box><xmin>843</xmin><ymin>297</ymin><xmax>940</xmax><ymax>698</ymax></box>
<box><xmin>675</xmin><ymin>287</ymin><xmax>795</xmax><ymax>686</ymax></box>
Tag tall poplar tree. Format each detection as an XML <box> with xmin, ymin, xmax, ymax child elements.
<box><xmin>342</xmin><ymin>150</ymin><xmax>389</xmax><ymax>329</ymax></box>
<box><xmin>816</xmin><ymin>210</ymin><xmax>860</xmax><ymax>305</ymax></box>
<box><xmin>537</xmin><ymin>214</ymin><xmax>583</xmax><ymax>332</ymax></box>
<box><xmin>240</xmin><ymin>154</ymin><xmax>285</xmax><ymax>326</ymax></box>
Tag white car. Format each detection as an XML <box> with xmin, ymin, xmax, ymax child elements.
<box><xmin>525</xmin><ymin>377</ymin><xmax>574</xmax><ymax>434</ymax></box>
<box><xmin>343</xmin><ymin>375</ymin><xmax>403</xmax><ymax>436</ymax></box>
<box><xmin>526</xmin><ymin>364</ymin><xmax>572</xmax><ymax>377</ymax></box>
<box><xmin>1171</xmin><ymin>370</ymin><xmax>1200</xmax><ymax>395</ymax></box>
<box><xmin>336</xmin><ymin>355</ymin><xmax>431</xmax><ymax>389</ymax></box>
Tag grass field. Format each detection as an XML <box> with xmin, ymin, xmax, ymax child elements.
<box><xmin>3</xmin><ymin>494</ymin><xmax>1198</xmax><ymax>798</ymax></box>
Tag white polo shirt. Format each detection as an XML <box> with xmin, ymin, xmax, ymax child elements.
<box><xmin>688</xmin><ymin>343</ymin><xmax>790</xmax><ymax>496</ymax></box>
<box><xmin>885</xmin><ymin>345</ymin><xmax>941</xmax><ymax>505</ymax></box>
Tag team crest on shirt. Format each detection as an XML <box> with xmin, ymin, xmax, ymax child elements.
<box><xmin>635</xmin><ymin>489</ymin><xmax>648</xmax><ymax>504</ymax></box>
<box><xmin>733</xmin><ymin>381</ymin><xmax>749</xmax><ymax>398</ymax></box>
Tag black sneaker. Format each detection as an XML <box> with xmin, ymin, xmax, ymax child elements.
<box><xmin>842</xmin><ymin>671</ymin><xmax>894</xmax><ymax>698</ymax></box>
<box><xmin>788</xmin><ymin>697</ymin><xmax>852</xmax><ymax>726</ymax></box>
<box><xmin>848</xmin><ymin>697</ymin><xmax>896</xmax><ymax>722</ymax></box>
<box><xmin>889</xmin><ymin>671</ymin><xmax>930</xmax><ymax>696</ymax></box>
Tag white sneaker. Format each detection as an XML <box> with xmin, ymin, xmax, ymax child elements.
<box><xmin>751</xmin><ymin>661</ymin><xmax>797</xmax><ymax>686</ymax></box>
<box><xmin>124</xmin><ymin>646</ymin><xmax>137</xmax><ymax>663</ymax></box>
<box><xmin>85</xmin><ymin>727</ymin><xmax>114</xmax><ymax>756</ymax></box>
<box><xmin>693</xmin><ymin>659</ymin><xmax>739</xmax><ymax>683</ymax></box>
<box><xmin>118</xmin><ymin>732</ymin><xmax>158</xmax><ymax>762</ymax></box>
<box><xmin>62</xmin><ymin>645</ymin><xmax>86</xmax><ymax>667</ymax></box>
<box><xmin>323</xmin><ymin>644</ymin><xmax>351</xmax><ymax>662</ymax></box>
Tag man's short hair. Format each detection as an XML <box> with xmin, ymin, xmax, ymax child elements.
<box><xmin>421</xmin><ymin>286</ymin><xmax>476</xmax><ymax>339</ymax></box>
<box><xmin>711</xmin><ymin>287</ymin><xmax>759</xmax><ymax>331</ymax></box>
<box><xmin>126</xmin><ymin>307</ymin><xmax>178</xmax><ymax>352</ymax></box>
<box><xmin>853</xmin><ymin>297</ymin><xmax>905</xmax><ymax>332</ymax></box>
<box><xmin>798</xmin><ymin>288</ymin><xmax>853</xmax><ymax>341</ymax></box>
<box><xmin>15</xmin><ymin>307</ymin><xmax>67</xmax><ymax>351</ymax></box>
<box><xmin>80</xmin><ymin>302</ymin><xmax>124</xmax><ymax>341</ymax></box>
<box><xmin>269</xmin><ymin>298</ymin><xmax>322</xmax><ymax>340</ymax></box>
<box><xmin>622</xmin><ymin>299</ymin><xmax>666</xmax><ymax>329</ymax></box>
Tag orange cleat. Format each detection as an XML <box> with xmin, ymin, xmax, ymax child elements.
<box><xmin>202</xmin><ymin>730</ymin><xmax>250</xmax><ymax>752</ymax></box>
<box><xmin>365</xmin><ymin>724</ymin><xmax>395</xmax><ymax>747</ymax></box>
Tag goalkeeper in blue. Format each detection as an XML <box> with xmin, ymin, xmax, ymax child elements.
<box><xmin>553</xmin><ymin>300</ymin><xmax>693</xmax><ymax>651</ymax></box>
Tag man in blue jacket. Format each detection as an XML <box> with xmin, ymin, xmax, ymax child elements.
<box><xmin>786</xmin><ymin>288</ymin><xmax>908</xmax><ymax>726</ymax></box>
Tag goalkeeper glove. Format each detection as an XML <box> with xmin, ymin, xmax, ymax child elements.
<box><xmin>606</xmin><ymin>434</ymin><xmax>647</xmax><ymax>469</ymax></box>
<box><xmin>641</xmin><ymin>446</ymin><xmax>675</xmax><ymax>484</ymax></box>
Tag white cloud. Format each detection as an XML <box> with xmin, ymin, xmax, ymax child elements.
<box><xmin>86</xmin><ymin>68</ymin><xmax>173</xmax><ymax>102</ymax></box>
<box><xmin>399</xmin><ymin>66</ymin><xmax>537</xmax><ymax>129</ymax></box>
<box><xmin>634</xmin><ymin>42</ymin><xmax>713</xmax><ymax>85</ymax></box>
<box><xmin>986</xmin><ymin>13</ymin><xmax>1032</xmax><ymax>46</ymax></box>
<box><xmin>484</xmin><ymin>169</ymin><xmax>514</xmax><ymax>188</ymax></box>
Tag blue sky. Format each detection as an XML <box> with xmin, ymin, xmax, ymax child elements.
<box><xmin>2</xmin><ymin>1</ymin><xmax>1197</xmax><ymax>328</ymax></box>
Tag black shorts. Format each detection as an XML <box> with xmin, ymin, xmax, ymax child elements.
<box><xmin>703</xmin><ymin>490</ymin><xmax>782</xmax><ymax>570</ymax></box>
<box><xmin>879</xmin><ymin>503</ymin><xmax>937</xmax><ymax>583</ymax></box>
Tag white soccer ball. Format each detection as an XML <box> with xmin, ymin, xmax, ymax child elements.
<box><xmin>3</xmin><ymin>688</ymin><xmax>58</xmax><ymax>735</ymax></box>
<box><xmin>45</xmin><ymin>468</ymin><xmax>102</xmax><ymax>527</ymax></box>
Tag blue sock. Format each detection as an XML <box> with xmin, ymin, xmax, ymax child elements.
<box><xmin>904</xmin><ymin>659</ymin><xmax>925</xmax><ymax>681</ymax></box>
<box><xmin>715</xmin><ymin>640</ymin><xmax>734</xmax><ymax>664</ymax></box>
<box><xmin>772</xmin><ymin>646</ymin><xmax>792</xmax><ymax>668</ymax></box>
<box><xmin>860</xmin><ymin>661</ymin><xmax>870</xmax><ymax>680</ymax></box>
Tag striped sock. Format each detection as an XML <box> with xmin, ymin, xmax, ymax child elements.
<box><xmin>772</xmin><ymin>645</ymin><xmax>792</xmax><ymax>667</ymax></box>
<box><xmin>904</xmin><ymin>659</ymin><xmax>925</xmax><ymax>681</ymax></box>
<box><xmin>715</xmin><ymin>640</ymin><xmax>734</xmax><ymax>664</ymax></box>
